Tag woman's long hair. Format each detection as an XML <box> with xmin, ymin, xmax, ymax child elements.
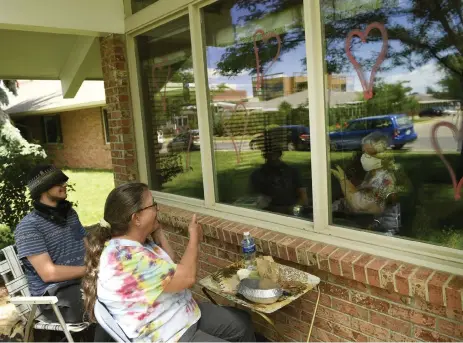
<box><xmin>83</xmin><ymin>182</ymin><xmax>149</xmax><ymax>322</ymax></box>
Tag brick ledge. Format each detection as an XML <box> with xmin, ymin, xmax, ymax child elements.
<box><xmin>158</xmin><ymin>204</ymin><xmax>463</xmax><ymax>310</ymax></box>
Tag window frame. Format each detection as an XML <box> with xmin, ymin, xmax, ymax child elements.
<box><xmin>124</xmin><ymin>0</ymin><xmax>463</xmax><ymax>275</ymax></box>
<box><xmin>42</xmin><ymin>115</ymin><xmax>63</xmax><ymax>144</ymax></box>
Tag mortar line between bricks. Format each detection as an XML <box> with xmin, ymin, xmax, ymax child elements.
<box><xmin>424</xmin><ymin>270</ymin><xmax>436</xmax><ymax>303</ymax></box>
<box><xmin>336</xmin><ymin>250</ymin><xmax>351</xmax><ymax>275</ymax></box>
<box><xmin>392</xmin><ymin>263</ymin><xmax>404</xmax><ymax>294</ymax></box>
<box><xmin>442</xmin><ymin>274</ymin><xmax>454</xmax><ymax>307</ymax></box>
<box><xmin>364</xmin><ymin>257</ymin><xmax>377</xmax><ymax>285</ymax></box>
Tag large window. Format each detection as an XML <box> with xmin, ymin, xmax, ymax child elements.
<box><xmin>137</xmin><ymin>15</ymin><xmax>204</xmax><ymax>199</ymax></box>
<box><xmin>323</xmin><ymin>0</ymin><xmax>463</xmax><ymax>249</ymax></box>
<box><xmin>42</xmin><ymin>115</ymin><xmax>62</xmax><ymax>144</ymax></box>
<box><xmin>202</xmin><ymin>0</ymin><xmax>313</xmax><ymax>220</ymax></box>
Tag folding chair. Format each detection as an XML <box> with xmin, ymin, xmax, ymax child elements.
<box><xmin>94</xmin><ymin>299</ymin><xmax>131</xmax><ymax>343</ymax></box>
<box><xmin>0</xmin><ymin>245</ymin><xmax>89</xmax><ymax>342</ymax></box>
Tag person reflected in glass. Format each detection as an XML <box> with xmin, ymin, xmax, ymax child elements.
<box><xmin>249</xmin><ymin>137</ymin><xmax>309</xmax><ymax>216</ymax></box>
<box><xmin>331</xmin><ymin>131</ymin><xmax>403</xmax><ymax>235</ymax></box>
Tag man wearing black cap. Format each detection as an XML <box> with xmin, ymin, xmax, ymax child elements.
<box><xmin>14</xmin><ymin>164</ymin><xmax>87</xmax><ymax>323</ymax></box>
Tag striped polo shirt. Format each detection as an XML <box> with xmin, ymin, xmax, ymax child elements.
<box><xmin>14</xmin><ymin>209</ymin><xmax>86</xmax><ymax>296</ymax></box>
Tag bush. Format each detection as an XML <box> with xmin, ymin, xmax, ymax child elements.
<box><xmin>0</xmin><ymin>110</ymin><xmax>47</xmax><ymax>231</ymax></box>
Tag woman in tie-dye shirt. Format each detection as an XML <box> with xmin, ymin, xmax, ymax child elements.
<box><xmin>83</xmin><ymin>183</ymin><xmax>255</xmax><ymax>342</ymax></box>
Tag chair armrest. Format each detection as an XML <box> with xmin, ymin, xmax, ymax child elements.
<box><xmin>10</xmin><ymin>296</ymin><xmax>58</xmax><ymax>305</ymax></box>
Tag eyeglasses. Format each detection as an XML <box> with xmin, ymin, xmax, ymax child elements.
<box><xmin>137</xmin><ymin>199</ymin><xmax>158</xmax><ymax>213</ymax></box>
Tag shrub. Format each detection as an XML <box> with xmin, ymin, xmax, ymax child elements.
<box><xmin>0</xmin><ymin>110</ymin><xmax>47</xmax><ymax>231</ymax></box>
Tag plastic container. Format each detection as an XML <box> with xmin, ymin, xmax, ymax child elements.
<box><xmin>241</xmin><ymin>232</ymin><xmax>256</xmax><ymax>271</ymax></box>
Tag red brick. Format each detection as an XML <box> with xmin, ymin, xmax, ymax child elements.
<box><xmin>438</xmin><ymin>319</ymin><xmax>463</xmax><ymax>340</ymax></box>
<box><xmin>199</xmin><ymin>261</ymin><xmax>218</xmax><ymax>274</ymax></box>
<box><xmin>276</xmin><ymin>236</ymin><xmax>295</xmax><ymax>261</ymax></box>
<box><xmin>351</xmin><ymin>318</ymin><xmax>389</xmax><ymax>341</ymax></box>
<box><xmin>280</xmin><ymin>304</ymin><xmax>301</xmax><ymax>320</ymax></box>
<box><xmin>303</xmin><ymin>290</ymin><xmax>332</xmax><ymax>307</ymax></box>
<box><xmin>268</xmin><ymin>233</ymin><xmax>285</xmax><ymax>257</ymax></box>
<box><xmin>328</xmin><ymin>248</ymin><xmax>349</xmax><ymax>276</ymax></box>
<box><xmin>365</xmin><ymin>258</ymin><xmax>388</xmax><ymax>288</ymax></box>
<box><xmin>320</xmin><ymin>281</ymin><xmax>349</xmax><ymax>301</ymax></box>
<box><xmin>332</xmin><ymin>322</ymin><xmax>368</xmax><ymax>342</ymax></box>
<box><xmin>379</xmin><ymin>260</ymin><xmax>401</xmax><ymax>290</ymax></box>
<box><xmin>369</xmin><ymin>285</ymin><xmax>411</xmax><ymax>305</ymax></box>
<box><xmin>340</xmin><ymin>251</ymin><xmax>363</xmax><ymax>280</ymax></box>
<box><xmin>317</xmin><ymin>245</ymin><xmax>338</xmax><ymax>272</ymax></box>
<box><xmin>353</xmin><ymin>254</ymin><xmax>374</xmax><ymax>283</ymax></box>
<box><xmin>389</xmin><ymin>304</ymin><xmax>436</xmax><ymax>328</ymax></box>
<box><xmin>414</xmin><ymin>327</ymin><xmax>458</xmax><ymax>342</ymax></box>
<box><xmin>313</xmin><ymin>327</ymin><xmax>349</xmax><ymax>342</ymax></box>
<box><xmin>296</xmin><ymin>240</ymin><xmax>315</xmax><ymax>266</ymax></box>
<box><xmin>275</xmin><ymin>323</ymin><xmax>302</xmax><ymax>342</ymax></box>
<box><xmin>217</xmin><ymin>249</ymin><xmax>239</xmax><ymax>262</ymax></box>
<box><xmin>370</xmin><ymin>311</ymin><xmax>411</xmax><ymax>335</ymax></box>
<box><xmin>390</xmin><ymin>331</ymin><xmax>417</xmax><ymax>342</ymax></box>
<box><xmin>313</xmin><ymin>305</ymin><xmax>351</xmax><ymax>324</ymax></box>
<box><xmin>328</xmin><ymin>274</ymin><xmax>368</xmax><ymax>293</ymax></box>
<box><xmin>307</xmin><ymin>243</ymin><xmax>325</xmax><ymax>266</ymax></box>
<box><xmin>332</xmin><ymin>298</ymin><xmax>369</xmax><ymax>321</ymax></box>
<box><xmin>286</xmin><ymin>238</ymin><xmax>306</xmax><ymax>263</ymax></box>
<box><xmin>200</xmin><ymin>243</ymin><xmax>217</xmax><ymax>256</ymax></box>
<box><xmin>445</xmin><ymin>275</ymin><xmax>463</xmax><ymax>310</ymax></box>
<box><xmin>394</xmin><ymin>263</ymin><xmax>417</xmax><ymax>296</ymax></box>
<box><xmin>427</xmin><ymin>271</ymin><xmax>451</xmax><ymax>306</ymax></box>
<box><xmin>351</xmin><ymin>291</ymin><xmax>390</xmax><ymax>313</ymax></box>
<box><xmin>411</xmin><ymin>267</ymin><xmax>434</xmax><ymax>301</ymax></box>
<box><xmin>205</xmin><ymin>255</ymin><xmax>231</xmax><ymax>268</ymax></box>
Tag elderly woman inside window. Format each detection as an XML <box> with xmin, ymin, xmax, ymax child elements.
<box><xmin>331</xmin><ymin>131</ymin><xmax>406</xmax><ymax>235</ymax></box>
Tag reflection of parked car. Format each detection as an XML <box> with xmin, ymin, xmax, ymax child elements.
<box><xmin>249</xmin><ymin>125</ymin><xmax>310</xmax><ymax>151</ymax></box>
<box><xmin>419</xmin><ymin>107</ymin><xmax>443</xmax><ymax>117</ymax></box>
<box><xmin>329</xmin><ymin>114</ymin><xmax>417</xmax><ymax>151</ymax></box>
<box><xmin>167</xmin><ymin>131</ymin><xmax>200</xmax><ymax>153</ymax></box>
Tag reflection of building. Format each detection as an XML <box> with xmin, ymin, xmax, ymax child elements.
<box><xmin>251</xmin><ymin>73</ymin><xmax>347</xmax><ymax>100</ymax></box>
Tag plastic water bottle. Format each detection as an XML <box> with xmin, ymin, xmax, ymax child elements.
<box><xmin>241</xmin><ymin>232</ymin><xmax>256</xmax><ymax>270</ymax></box>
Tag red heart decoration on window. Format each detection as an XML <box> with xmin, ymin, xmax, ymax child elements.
<box><xmin>345</xmin><ymin>22</ymin><xmax>388</xmax><ymax>100</ymax></box>
<box><xmin>253</xmin><ymin>29</ymin><xmax>281</xmax><ymax>91</ymax></box>
<box><xmin>152</xmin><ymin>57</ymin><xmax>171</xmax><ymax>112</ymax></box>
<box><xmin>431</xmin><ymin>121</ymin><xmax>463</xmax><ymax>200</ymax></box>
<box><xmin>223</xmin><ymin>102</ymin><xmax>250</xmax><ymax>164</ymax></box>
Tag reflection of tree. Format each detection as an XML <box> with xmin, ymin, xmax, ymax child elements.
<box><xmin>427</xmin><ymin>56</ymin><xmax>463</xmax><ymax>100</ymax></box>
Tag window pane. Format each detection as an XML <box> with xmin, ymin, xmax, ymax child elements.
<box><xmin>323</xmin><ymin>0</ymin><xmax>463</xmax><ymax>249</ymax></box>
<box><xmin>203</xmin><ymin>0</ymin><xmax>312</xmax><ymax>220</ymax></box>
<box><xmin>43</xmin><ymin>116</ymin><xmax>61</xmax><ymax>143</ymax></box>
<box><xmin>102</xmin><ymin>109</ymin><xmax>110</xmax><ymax>144</ymax></box>
<box><xmin>131</xmin><ymin>0</ymin><xmax>159</xmax><ymax>14</ymax></box>
<box><xmin>136</xmin><ymin>15</ymin><xmax>204</xmax><ymax>199</ymax></box>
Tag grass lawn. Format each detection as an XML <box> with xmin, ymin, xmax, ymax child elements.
<box><xmin>64</xmin><ymin>169</ymin><xmax>115</xmax><ymax>226</ymax></box>
<box><xmin>66</xmin><ymin>150</ymin><xmax>463</xmax><ymax>249</ymax></box>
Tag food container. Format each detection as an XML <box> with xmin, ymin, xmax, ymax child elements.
<box><xmin>237</xmin><ymin>278</ymin><xmax>283</xmax><ymax>304</ymax></box>
<box><xmin>237</xmin><ymin>269</ymin><xmax>251</xmax><ymax>280</ymax></box>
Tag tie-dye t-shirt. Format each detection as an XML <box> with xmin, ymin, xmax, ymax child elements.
<box><xmin>97</xmin><ymin>238</ymin><xmax>201</xmax><ymax>342</ymax></box>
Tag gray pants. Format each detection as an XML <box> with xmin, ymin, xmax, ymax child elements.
<box><xmin>179</xmin><ymin>303</ymin><xmax>256</xmax><ymax>342</ymax></box>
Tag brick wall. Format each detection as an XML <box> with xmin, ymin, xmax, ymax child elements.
<box><xmin>18</xmin><ymin>109</ymin><xmax>112</xmax><ymax>169</ymax></box>
<box><xmin>158</xmin><ymin>204</ymin><xmax>463</xmax><ymax>342</ymax></box>
<box><xmin>47</xmin><ymin>108</ymin><xmax>112</xmax><ymax>169</ymax></box>
<box><xmin>100</xmin><ymin>34</ymin><xmax>138</xmax><ymax>186</ymax></box>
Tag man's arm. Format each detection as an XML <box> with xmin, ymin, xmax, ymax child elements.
<box><xmin>27</xmin><ymin>253</ymin><xmax>86</xmax><ymax>283</ymax></box>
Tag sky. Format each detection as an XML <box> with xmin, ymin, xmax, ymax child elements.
<box><xmin>204</xmin><ymin>0</ymin><xmax>447</xmax><ymax>99</ymax></box>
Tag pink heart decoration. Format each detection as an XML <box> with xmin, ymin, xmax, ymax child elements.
<box><xmin>253</xmin><ymin>29</ymin><xmax>281</xmax><ymax>91</ymax></box>
<box><xmin>431</xmin><ymin>121</ymin><xmax>463</xmax><ymax>200</ymax></box>
<box><xmin>345</xmin><ymin>22</ymin><xmax>388</xmax><ymax>100</ymax></box>
<box><xmin>223</xmin><ymin>102</ymin><xmax>250</xmax><ymax>164</ymax></box>
<box><xmin>151</xmin><ymin>57</ymin><xmax>171</xmax><ymax>112</ymax></box>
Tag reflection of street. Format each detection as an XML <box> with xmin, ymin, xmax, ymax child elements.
<box><xmin>409</xmin><ymin>116</ymin><xmax>460</xmax><ymax>152</ymax></box>
<box><xmin>161</xmin><ymin>117</ymin><xmax>462</xmax><ymax>153</ymax></box>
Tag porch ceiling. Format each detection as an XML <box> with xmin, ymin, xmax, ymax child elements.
<box><xmin>0</xmin><ymin>29</ymin><xmax>102</xmax><ymax>82</ymax></box>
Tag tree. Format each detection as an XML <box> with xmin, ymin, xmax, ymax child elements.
<box><xmin>362</xmin><ymin>80</ymin><xmax>419</xmax><ymax>116</ymax></box>
<box><xmin>0</xmin><ymin>81</ymin><xmax>47</xmax><ymax>234</ymax></box>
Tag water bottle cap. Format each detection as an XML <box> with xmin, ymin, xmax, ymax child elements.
<box><xmin>244</xmin><ymin>232</ymin><xmax>250</xmax><ymax>236</ymax></box>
